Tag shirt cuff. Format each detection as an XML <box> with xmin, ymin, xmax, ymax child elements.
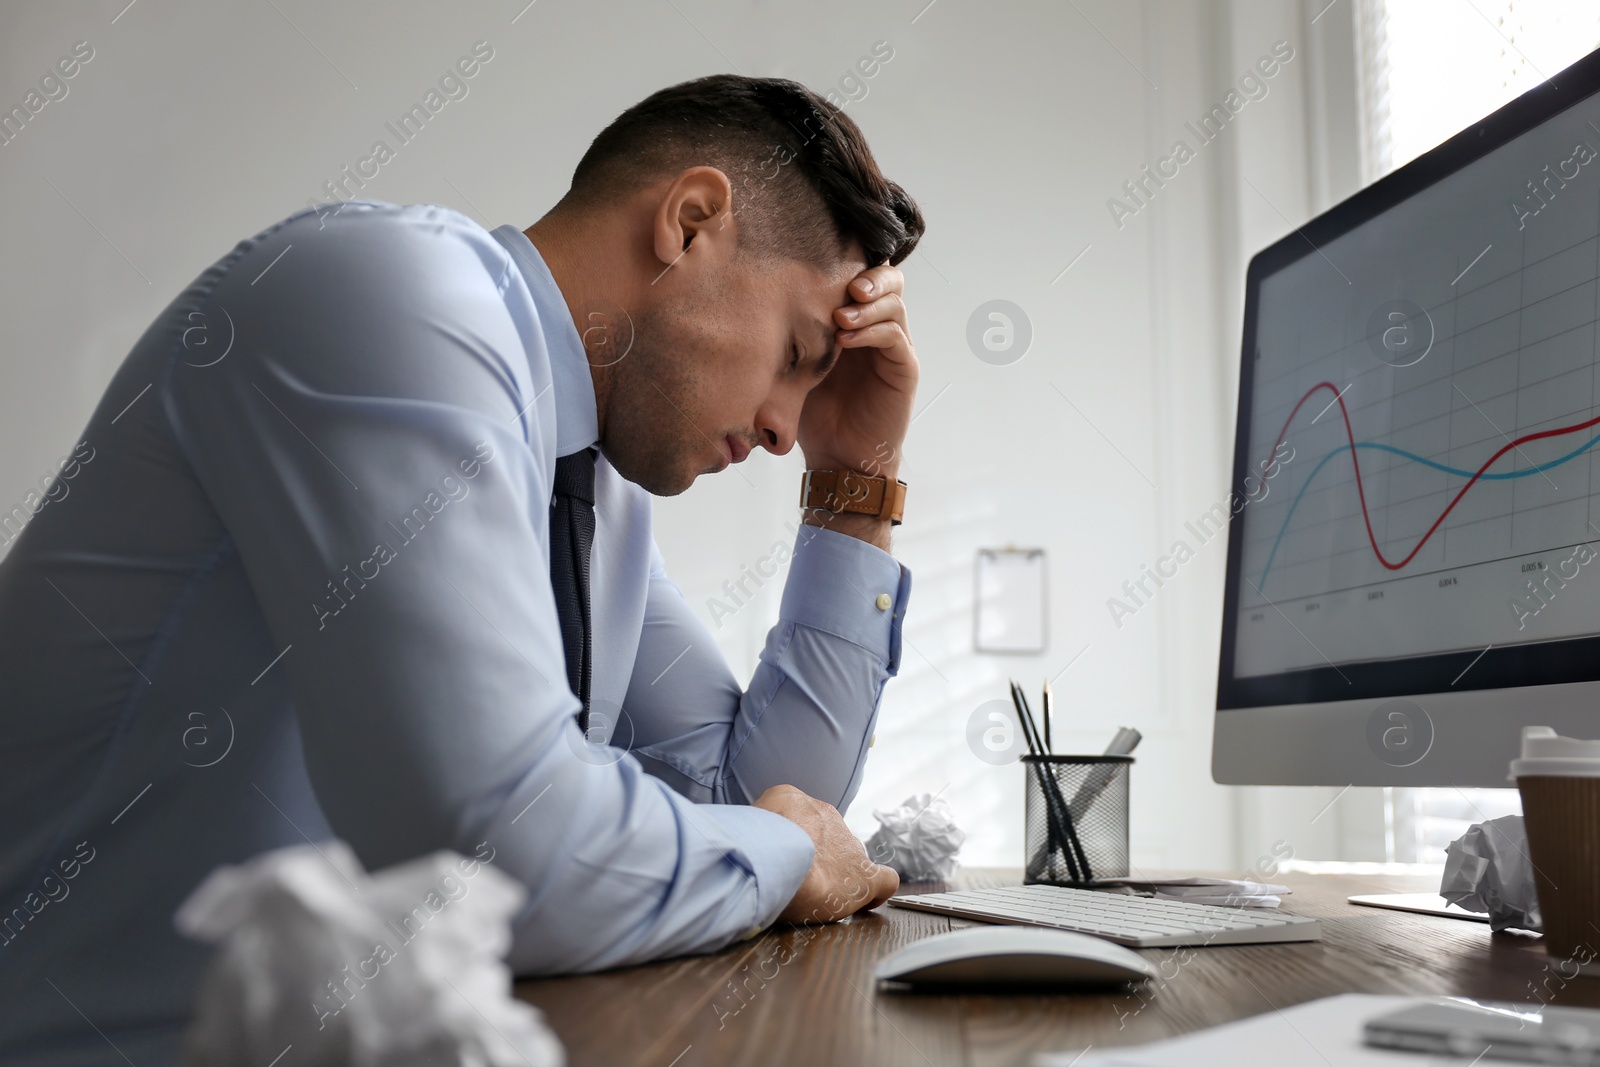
<box><xmin>694</xmin><ymin>803</ymin><xmax>815</xmax><ymax>934</ymax></box>
<box><xmin>780</xmin><ymin>525</ymin><xmax>912</xmax><ymax>673</ymax></box>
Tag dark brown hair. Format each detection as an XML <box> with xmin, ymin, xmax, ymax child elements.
<box><xmin>563</xmin><ymin>74</ymin><xmax>924</xmax><ymax>268</ymax></box>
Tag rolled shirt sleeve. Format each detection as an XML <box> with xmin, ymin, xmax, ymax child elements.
<box><xmin>626</xmin><ymin>522</ymin><xmax>912</xmax><ymax>812</ymax></box>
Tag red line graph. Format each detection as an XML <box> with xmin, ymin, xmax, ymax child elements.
<box><xmin>1263</xmin><ymin>381</ymin><xmax>1600</xmax><ymax>573</ymax></box>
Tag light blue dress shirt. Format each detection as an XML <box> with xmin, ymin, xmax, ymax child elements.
<box><xmin>0</xmin><ymin>200</ymin><xmax>911</xmax><ymax>1065</ymax></box>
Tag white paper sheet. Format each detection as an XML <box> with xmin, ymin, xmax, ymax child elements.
<box><xmin>975</xmin><ymin>547</ymin><xmax>1047</xmax><ymax>653</ymax></box>
<box><xmin>1036</xmin><ymin>994</ymin><xmax>1424</xmax><ymax>1067</ymax></box>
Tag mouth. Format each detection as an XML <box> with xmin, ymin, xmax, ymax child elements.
<box><xmin>707</xmin><ymin>439</ymin><xmax>729</xmax><ymax>474</ymax></box>
<box><xmin>724</xmin><ymin>435</ymin><xmax>752</xmax><ymax>465</ymax></box>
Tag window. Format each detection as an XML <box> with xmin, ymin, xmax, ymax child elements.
<box><xmin>1357</xmin><ymin>0</ymin><xmax>1600</xmax><ymax>182</ymax></box>
<box><xmin>1355</xmin><ymin>0</ymin><xmax>1600</xmax><ymax>861</ymax></box>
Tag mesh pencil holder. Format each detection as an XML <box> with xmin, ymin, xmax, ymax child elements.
<box><xmin>1022</xmin><ymin>754</ymin><xmax>1132</xmax><ymax>887</ymax></box>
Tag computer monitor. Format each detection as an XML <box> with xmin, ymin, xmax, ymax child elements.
<box><xmin>1214</xmin><ymin>46</ymin><xmax>1600</xmax><ymax>787</ymax></box>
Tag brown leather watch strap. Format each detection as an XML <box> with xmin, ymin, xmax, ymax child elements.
<box><xmin>799</xmin><ymin>469</ymin><xmax>907</xmax><ymax>525</ymax></box>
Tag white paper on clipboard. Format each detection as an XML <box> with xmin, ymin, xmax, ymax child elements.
<box><xmin>974</xmin><ymin>547</ymin><xmax>1047</xmax><ymax>654</ymax></box>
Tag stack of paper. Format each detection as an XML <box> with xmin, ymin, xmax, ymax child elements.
<box><xmin>1036</xmin><ymin>994</ymin><xmax>1418</xmax><ymax>1066</ymax></box>
<box><xmin>1099</xmin><ymin>877</ymin><xmax>1290</xmax><ymax>908</ymax></box>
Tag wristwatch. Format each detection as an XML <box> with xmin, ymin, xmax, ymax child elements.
<box><xmin>800</xmin><ymin>469</ymin><xmax>907</xmax><ymax>525</ymax></box>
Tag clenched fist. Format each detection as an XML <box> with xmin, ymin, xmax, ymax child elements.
<box><xmin>754</xmin><ymin>784</ymin><xmax>899</xmax><ymax>924</ymax></box>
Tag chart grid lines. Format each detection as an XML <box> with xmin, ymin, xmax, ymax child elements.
<box><xmin>1232</xmin><ymin>116</ymin><xmax>1600</xmax><ymax>677</ymax></box>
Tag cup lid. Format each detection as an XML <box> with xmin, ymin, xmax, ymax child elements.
<box><xmin>1510</xmin><ymin>726</ymin><xmax>1600</xmax><ymax>778</ymax></box>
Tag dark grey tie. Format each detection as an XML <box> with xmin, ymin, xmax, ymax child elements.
<box><xmin>549</xmin><ymin>447</ymin><xmax>596</xmax><ymax>733</ymax></box>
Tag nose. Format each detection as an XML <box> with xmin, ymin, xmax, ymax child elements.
<box><xmin>756</xmin><ymin>392</ymin><xmax>803</xmax><ymax>456</ymax></box>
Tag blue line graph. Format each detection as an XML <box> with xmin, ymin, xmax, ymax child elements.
<box><xmin>1258</xmin><ymin>432</ymin><xmax>1600</xmax><ymax>587</ymax></box>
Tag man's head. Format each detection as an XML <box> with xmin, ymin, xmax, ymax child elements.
<box><xmin>531</xmin><ymin>74</ymin><xmax>924</xmax><ymax>495</ymax></box>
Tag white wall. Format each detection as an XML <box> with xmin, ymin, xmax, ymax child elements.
<box><xmin>0</xmin><ymin>0</ymin><xmax>1373</xmax><ymax>872</ymax></box>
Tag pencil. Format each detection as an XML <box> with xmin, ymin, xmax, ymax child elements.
<box><xmin>1043</xmin><ymin>679</ymin><xmax>1052</xmax><ymax>754</ymax></box>
<box><xmin>1028</xmin><ymin>681</ymin><xmax>1093</xmax><ymax>880</ymax></box>
<box><xmin>1009</xmin><ymin>681</ymin><xmax>1078</xmax><ymax>880</ymax></box>
<box><xmin>1011</xmin><ymin>680</ymin><xmax>1093</xmax><ymax>883</ymax></box>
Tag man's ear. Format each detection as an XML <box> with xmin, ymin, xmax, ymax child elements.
<box><xmin>651</xmin><ymin>166</ymin><xmax>737</xmax><ymax>274</ymax></box>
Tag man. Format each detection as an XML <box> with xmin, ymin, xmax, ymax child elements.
<box><xmin>0</xmin><ymin>74</ymin><xmax>923</xmax><ymax>1063</ymax></box>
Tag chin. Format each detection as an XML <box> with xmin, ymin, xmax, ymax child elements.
<box><xmin>648</xmin><ymin>474</ymin><xmax>697</xmax><ymax>497</ymax></box>
<box><xmin>612</xmin><ymin>452</ymin><xmax>695</xmax><ymax>497</ymax></box>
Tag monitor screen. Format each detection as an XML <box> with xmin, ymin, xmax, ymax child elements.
<box><xmin>1219</xmin><ymin>48</ymin><xmax>1600</xmax><ymax>712</ymax></box>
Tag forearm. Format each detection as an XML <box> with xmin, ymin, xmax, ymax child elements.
<box><xmin>624</xmin><ymin>525</ymin><xmax>910</xmax><ymax>811</ymax></box>
<box><xmin>720</xmin><ymin>526</ymin><xmax>910</xmax><ymax>811</ymax></box>
<box><xmin>798</xmin><ymin>455</ymin><xmax>902</xmax><ymax>553</ymax></box>
<box><xmin>504</xmin><ymin>767</ymin><xmax>814</xmax><ymax>975</ymax></box>
<box><xmin>801</xmin><ymin>506</ymin><xmax>894</xmax><ymax>553</ymax></box>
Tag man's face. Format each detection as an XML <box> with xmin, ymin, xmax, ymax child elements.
<box><xmin>599</xmin><ymin>247</ymin><xmax>868</xmax><ymax>496</ymax></box>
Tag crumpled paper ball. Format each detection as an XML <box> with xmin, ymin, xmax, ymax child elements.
<box><xmin>174</xmin><ymin>841</ymin><xmax>564</xmax><ymax>1067</ymax></box>
<box><xmin>866</xmin><ymin>792</ymin><xmax>966</xmax><ymax>882</ymax></box>
<box><xmin>1440</xmin><ymin>814</ymin><xmax>1542</xmax><ymax>932</ymax></box>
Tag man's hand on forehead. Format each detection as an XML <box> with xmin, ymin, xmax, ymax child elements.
<box><xmin>794</xmin><ymin>262</ymin><xmax>917</xmax><ymax>512</ymax></box>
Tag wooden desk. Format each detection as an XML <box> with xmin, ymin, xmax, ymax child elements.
<box><xmin>515</xmin><ymin>869</ymin><xmax>1591</xmax><ymax>1066</ymax></box>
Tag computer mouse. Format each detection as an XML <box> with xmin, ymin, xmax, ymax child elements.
<box><xmin>873</xmin><ymin>925</ymin><xmax>1158</xmax><ymax>987</ymax></box>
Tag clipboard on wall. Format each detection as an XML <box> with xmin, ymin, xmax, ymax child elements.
<box><xmin>973</xmin><ymin>547</ymin><xmax>1048</xmax><ymax>654</ymax></box>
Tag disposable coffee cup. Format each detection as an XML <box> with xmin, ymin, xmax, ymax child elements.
<box><xmin>1512</xmin><ymin>726</ymin><xmax>1600</xmax><ymax>975</ymax></box>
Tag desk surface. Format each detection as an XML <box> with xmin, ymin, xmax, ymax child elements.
<box><xmin>515</xmin><ymin>869</ymin><xmax>1589</xmax><ymax>1066</ymax></box>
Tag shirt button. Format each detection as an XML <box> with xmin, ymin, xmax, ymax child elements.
<box><xmin>875</xmin><ymin>593</ymin><xmax>892</xmax><ymax>611</ymax></box>
<box><xmin>869</xmin><ymin>733</ymin><xmax>877</xmax><ymax>748</ymax></box>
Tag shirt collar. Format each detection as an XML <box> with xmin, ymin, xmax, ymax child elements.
<box><xmin>488</xmin><ymin>224</ymin><xmax>599</xmax><ymax>457</ymax></box>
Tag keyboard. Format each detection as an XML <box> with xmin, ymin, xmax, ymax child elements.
<box><xmin>890</xmin><ymin>885</ymin><xmax>1322</xmax><ymax>947</ymax></box>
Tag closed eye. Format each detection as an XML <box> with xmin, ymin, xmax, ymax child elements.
<box><xmin>812</xmin><ymin>347</ymin><xmax>839</xmax><ymax>380</ymax></box>
<box><xmin>789</xmin><ymin>336</ymin><xmax>838</xmax><ymax>381</ymax></box>
<box><xmin>810</xmin><ymin>319</ymin><xmax>840</xmax><ymax>380</ymax></box>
